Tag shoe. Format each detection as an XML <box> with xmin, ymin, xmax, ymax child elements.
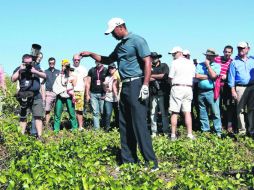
<box><xmin>37</xmin><ymin>136</ymin><xmax>45</xmax><ymax>143</ymax></box>
<box><xmin>115</xmin><ymin>166</ymin><xmax>120</xmax><ymax>172</ymax></box>
<box><xmin>187</xmin><ymin>134</ymin><xmax>196</xmax><ymax>140</ymax></box>
<box><xmin>171</xmin><ymin>136</ymin><xmax>177</xmax><ymax>141</ymax></box>
<box><xmin>217</xmin><ymin>133</ymin><xmax>222</xmax><ymax>138</ymax></box>
<box><xmin>239</xmin><ymin>128</ymin><xmax>246</xmax><ymax>135</ymax></box>
<box><xmin>143</xmin><ymin>166</ymin><xmax>159</xmax><ymax>172</ymax></box>
<box><xmin>151</xmin><ymin>132</ymin><xmax>157</xmax><ymax>138</ymax></box>
<box><xmin>78</xmin><ymin>127</ymin><xmax>84</xmax><ymax>131</ymax></box>
<box><xmin>150</xmin><ymin>166</ymin><xmax>159</xmax><ymax>173</ymax></box>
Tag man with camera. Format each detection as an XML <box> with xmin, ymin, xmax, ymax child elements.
<box><xmin>12</xmin><ymin>54</ymin><xmax>46</xmax><ymax>139</ymax></box>
<box><xmin>52</xmin><ymin>60</ymin><xmax>78</xmax><ymax>132</ymax></box>
<box><xmin>149</xmin><ymin>52</ymin><xmax>169</xmax><ymax>137</ymax></box>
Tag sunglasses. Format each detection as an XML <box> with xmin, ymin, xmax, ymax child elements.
<box><xmin>23</xmin><ymin>61</ymin><xmax>32</xmax><ymax>64</ymax></box>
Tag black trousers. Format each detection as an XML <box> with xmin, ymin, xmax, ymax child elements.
<box><xmin>119</xmin><ymin>78</ymin><xmax>158</xmax><ymax>167</ymax></box>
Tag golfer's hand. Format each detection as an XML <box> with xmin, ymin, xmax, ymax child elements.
<box><xmin>139</xmin><ymin>85</ymin><xmax>149</xmax><ymax>101</ymax></box>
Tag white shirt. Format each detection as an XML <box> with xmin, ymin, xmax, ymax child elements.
<box><xmin>73</xmin><ymin>65</ymin><xmax>88</xmax><ymax>91</ymax></box>
<box><xmin>169</xmin><ymin>57</ymin><xmax>195</xmax><ymax>86</ymax></box>
<box><xmin>104</xmin><ymin>76</ymin><xmax>117</xmax><ymax>102</ymax></box>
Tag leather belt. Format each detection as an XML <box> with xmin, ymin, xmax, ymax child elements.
<box><xmin>173</xmin><ymin>84</ymin><xmax>192</xmax><ymax>88</ymax></box>
<box><xmin>198</xmin><ymin>88</ymin><xmax>213</xmax><ymax>92</ymax></box>
<box><xmin>236</xmin><ymin>83</ymin><xmax>254</xmax><ymax>87</ymax></box>
<box><xmin>122</xmin><ymin>76</ymin><xmax>143</xmax><ymax>83</ymax></box>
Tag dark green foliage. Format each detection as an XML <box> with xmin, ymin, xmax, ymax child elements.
<box><xmin>0</xmin><ymin>76</ymin><xmax>254</xmax><ymax>189</ymax></box>
<box><xmin>0</xmin><ymin>118</ymin><xmax>254</xmax><ymax>189</ymax></box>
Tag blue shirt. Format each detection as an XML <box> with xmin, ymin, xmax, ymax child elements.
<box><xmin>109</xmin><ymin>33</ymin><xmax>151</xmax><ymax>79</ymax></box>
<box><xmin>196</xmin><ymin>62</ymin><xmax>221</xmax><ymax>89</ymax></box>
<box><xmin>228</xmin><ymin>56</ymin><xmax>254</xmax><ymax>87</ymax></box>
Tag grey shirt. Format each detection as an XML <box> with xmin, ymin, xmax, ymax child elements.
<box><xmin>109</xmin><ymin>33</ymin><xmax>151</xmax><ymax>80</ymax></box>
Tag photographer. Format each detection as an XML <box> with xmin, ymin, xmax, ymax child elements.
<box><xmin>52</xmin><ymin>59</ymin><xmax>78</xmax><ymax>132</ymax></box>
<box><xmin>149</xmin><ymin>52</ymin><xmax>169</xmax><ymax>137</ymax></box>
<box><xmin>11</xmin><ymin>54</ymin><xmax>46</xmax><ymax>139</ymax></box>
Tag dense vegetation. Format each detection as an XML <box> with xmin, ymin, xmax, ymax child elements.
<box><xmin>0</xmin><ymin>77</ymin><xmax>254</xmax><ymax>189</ymax></box>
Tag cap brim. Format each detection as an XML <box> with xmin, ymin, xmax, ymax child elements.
<box><xmin>151</xmin><ymin>55</ymin><xmax>162</xmax><ymax>58</ymax></box>
<box><xmin>104</xmin><ymin>27</ymin><xmax>114</xmax><ymax>35</ymax></box>
<box><xmin>237</xmin><ymin>46</ymin><xmax>247</xmax><ymax>48</ymax></box>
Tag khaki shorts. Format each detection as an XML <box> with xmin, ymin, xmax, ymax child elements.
<box><xmin>74</xmin><ymin>91</ymin><xmax>84</xmax><ymax>111</ymax></box>
<box><xmin>45</xmin><ymin>91</ymin><xmax>57</xmax><ymax>112</ymax></box>
<box><xmin>169</xmin><ymin>86</ymin><xmax>193</xmax><ymax>113</ymax></box>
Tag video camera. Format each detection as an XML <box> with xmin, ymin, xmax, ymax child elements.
<box><xmin>25</xmin><ymin>63</ymin><xmax>33</xmax><ymax>72</ymax></box>
<box><xmin>31</xmin><ymin>44</ymin><xmax>41</xmax><ymax>62</ymax></box>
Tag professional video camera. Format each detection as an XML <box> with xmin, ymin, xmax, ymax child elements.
<box><xmin>31</xmin><ymin>44</ymin><xmax>41</xmax><ymax>62</ymax></box>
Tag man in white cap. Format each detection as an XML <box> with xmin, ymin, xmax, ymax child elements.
<box><xmin>79</xmin><ymin>18</ymin><xmax>158</xmax><ymax>170</ymax></box>
<box><xmin>168</xmin><ymin>46</ymin><xmax>196</xmax><ymax>140</ymax></box>
<box><xmin>72</xmin><ymin>54</ymin><xmax>88</xmax><ymax>131</ymax></box>
<box><xmin>196</xmin><ymin>48</ymin><xmax>222</xmax><ymax>137</ymax></box>
<box><xmin>228</xmin><ymin>42</ymin><xmax>254</xmax><ymax>136</ymax></box>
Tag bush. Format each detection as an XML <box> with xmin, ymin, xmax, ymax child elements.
<box><xmin>0</xmin><ymin>76</ymin><xmax>254</xmax><ymax>189</ymax></box>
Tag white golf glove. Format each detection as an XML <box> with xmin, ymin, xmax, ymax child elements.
<box><xmin>139</xmin><ymin>85</ymin><xmax>149</xmax><ymax>101</ymax></box>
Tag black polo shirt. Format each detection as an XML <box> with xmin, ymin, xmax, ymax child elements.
<box><xmin>88</xmin><ymin>66</ymin><xmax>107</xmax><ymax>94</ymax></box>
<box><xmin>43</xmin><ymin>68</ymin><xmax>60</xmax><ymax>91</ymax></box>
<box><xmin>151</xmin><ymin>63</ymin><xmax>169</xmax><ymax>94</ymax></box>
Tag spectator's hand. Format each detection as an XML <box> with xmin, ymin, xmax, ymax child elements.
<box><xmin>139</xmin><ymin>85</ymin><xmax>149</xmax><ymax>101</ymax></box>
<box><xmin>80</xmin><ymin>51</ymin><xmax>91</xmax><ymax>57</ymax></box>
<box><xmin>232</xmin><ymin>91</ymin><xmax>237</xmax><ymax>100</ymax></box>
<box><xmin>205</xmin><ymin>59</ymin><xmax>211</xmax><ymax>67</ymax></box>
<box><xmin>85</xmin><ymin>94</ymin><xmax>90</xmax><ymax>103</ymax></box>
<box><xmin>43</xmin><ymin>99</ymin><xmax>46</xmax><ymax>109</ymax></box>
<box><xmin>19</xmin><ymin>64</ymin><xmax>26</xmax><ymax>70</ymax></box>
<box><xmin>30</xmin><ymin>67</ymin><xmax>38</xmax><ymax>74</ymax></box>
<box><xmin>221</xmin><ymin>75</ymin><xmax>227</xmax><ymax>80</ymax></box>
<box><xmin>117</xmin><ymin>94</ymin><xmax>120</xmax><ymax>102</ymax></box>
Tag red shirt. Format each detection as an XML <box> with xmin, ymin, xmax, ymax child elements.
<box><xmin>214</xmin><ymin>56</ymin><xmax>232</xmax><ymax>76</ymax></box>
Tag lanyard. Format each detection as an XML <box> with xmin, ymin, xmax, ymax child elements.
<box><xmin>96</xmin><ymin>66</ymin><xmax>104</xmax><ymax>80</ymax></box>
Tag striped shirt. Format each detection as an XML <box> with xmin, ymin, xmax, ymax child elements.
<box><xmin>214</xmin><ymin>56</ymin><xmax>232</xmax><ymax>76</ymax></box>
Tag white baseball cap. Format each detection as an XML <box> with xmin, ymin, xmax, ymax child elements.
<box><xmin>237</xmin><ymin>41</ymin><xmax>248</xmax><ymax>48</ymax></box>
<box><xmin>183</xmin><ymin>49</ymin><xmax>190</xmax><ymax>56</ymax></box>
<box><xmin>105</xmin><ymin>18</ymin><xmax>125</xmax><ymax>35</ymax></box>
<box><xmin>169</xmin><ymin>46</ymin><xmax>183</xmax><ymax>54</ymax></box>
